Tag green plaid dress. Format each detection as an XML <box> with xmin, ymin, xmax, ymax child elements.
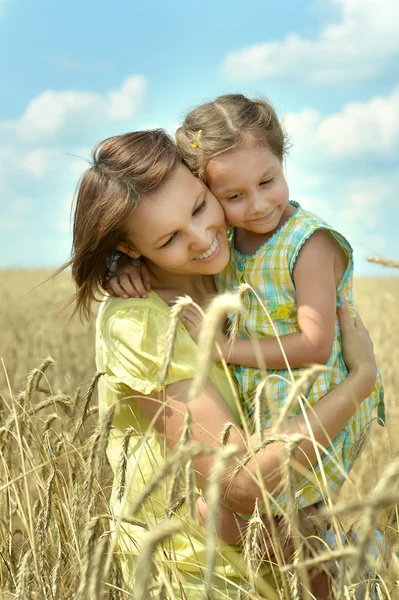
<box><xmin>216</xmin><ymin>201</ymin><xmax>385</xmax><ymax>514</ymax></box>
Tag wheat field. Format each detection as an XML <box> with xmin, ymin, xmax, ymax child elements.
<box><xmin>0</xmin><ymin>269</ymin><xmax>398</xmax><ymax>599</ymax></box>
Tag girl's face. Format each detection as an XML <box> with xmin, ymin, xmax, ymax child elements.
<box><xmin>119</xmin><ymin>165</ymin><xmax>230</xmax><ymax>276</ymax></box>
<box><xmin>206</xmin><ymin>143</ymin><xmax>290</xmax><ymax>236</ymax></box>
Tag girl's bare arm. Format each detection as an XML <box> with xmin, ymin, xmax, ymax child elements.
<box><xmin>219</xmin><ymin>230</ymin><xmax>343</xmax><ymax>369</ymax></box>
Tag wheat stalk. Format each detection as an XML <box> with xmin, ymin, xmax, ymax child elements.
<box><xmin>272</xmin><ymin>365</ymin><xmax>331</xmax><ymax>433</ymax></box>
<box><xmin>135</xmin><ymin>520</ymin><xmax>182</xmax><ymax>600</ymax></box>
<box><xmin>159</xmin><ymin>295</ymin><xmax>196</xmax><ymax>387</ymax></box>
<box><xmin>204</xmin><ymin>444</ymin><xmax>239</xmax><ymax>596</ymax></box>
<box><xmin>188</xmin><ymin>293</ymin><xmax>242</xmax><ymax>402</ymax></box>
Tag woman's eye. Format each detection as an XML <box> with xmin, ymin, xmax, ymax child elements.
<box><xmin>260</xmin><ymin>177</ymin><xmax>274</xmax><ymax>186</ymax></box>
<box><xmin>161</xmin><ymin>232</ymin><xmax>178</xmax><ymax>248</ymax></box>
<box><xmin>193</xmin><ymin>199</ymin><xmax>206</xmax><ymax>215</ymax></box>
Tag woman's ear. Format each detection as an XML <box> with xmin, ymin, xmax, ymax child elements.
<box><xmin>116</xmin><ymin>242</ymin><xmax>140</xmax><ymax>260</ymax></box>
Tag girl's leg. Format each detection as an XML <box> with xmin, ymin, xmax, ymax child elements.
<box><xmin>196</xmin><ymin>496</ymin><xmax>248</xmax><ymax>545</ymax></box>
<box><xmin>298</xmin><ymin>503</ymin><xmax>331</xmax><ymax>600</ymax></box>
<box><xmin>197</xmin><ymin>498</ymin><xmax>332</xmax><ymax>598</ymax></box>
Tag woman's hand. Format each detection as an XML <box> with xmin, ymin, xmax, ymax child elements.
<box><xmin>338</xmin><ymin>295</ymin><xmax>377</xmax><ymax>395</ymax></box>
<box><xmin>105</xmin><ymin>259</ymin><xmax>152</xmax><ymax>299</ymax></box>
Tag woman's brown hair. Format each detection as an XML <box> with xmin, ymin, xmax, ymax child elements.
<box><xmin>175</xmin><ymin>94</ymin><xmax>290</xmax><ymax>182</ymax></box>
<box><xmin>61</xmin><ymin>129</ymin><xmax>181</xmax><ymax>320</ymax></box>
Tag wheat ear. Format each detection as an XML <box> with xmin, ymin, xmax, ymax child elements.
<box><xmin>272</xmin><ymin>365</ymin><xmax>330</xmax><ymax>433</ymax></box>
<box><xmin>366</xmin><ymin>256</ymin><xmax>399</xmax><ymax>268</ymax></box>
<box><xmin>188</xmin><ymin>293</ymin><xmax>242</xmax><ymax>402</ymax></box>
<box><xmin>159</xmin><ymin>295</ymin><xmax>195</xmax><ymax>387</ymax></box>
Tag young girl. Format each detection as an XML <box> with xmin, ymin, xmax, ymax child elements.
<box><xmin>107</xmin><ymin>94</ymin><xmax>385</xmax><ymax>542</ymax></box>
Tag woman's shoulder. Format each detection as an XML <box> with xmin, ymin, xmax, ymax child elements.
<box><xmin>100</xmin><ymin>290</ymin><xmax>168</xmax><ymax>317</ymax></box>
<box><xmin>96</xmin><ymin>290</ymin><xmax>201</xmax><ymax>395</ymax></box>
<box><xmin>97</xmin><ymin>291</ymin><xmax>170</xmax><ymax>339</ymax></box>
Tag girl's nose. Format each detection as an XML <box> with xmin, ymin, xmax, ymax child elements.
<box><xmin>250</xmin><ymin>190</ymin><xmax>268</xmax><ymax>214</ymax></box>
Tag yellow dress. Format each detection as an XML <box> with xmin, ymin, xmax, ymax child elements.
<box><xmin>96</xmin><ymin>292</ymin><xmax>276</xmax><ymax>597</ymax></box>
<box><xmin>216</xmin><ymin>201</ymin><xmax>385</xmax><ymax>512</ymax></box>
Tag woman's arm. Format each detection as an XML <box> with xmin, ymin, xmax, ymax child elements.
<box><xmin>133</xmin><ymin>299</ymin><xmax>376</xmax><ymax>513</ymax></box>
<box><xmin>229</xmin><ymin>300</ymin><xmax>377</xmax><ymax>513</ymax></box>
<box><xmin>221</xmin><ymin>231</ymin><xmax>340</xmax><ymax>369</ymax></box>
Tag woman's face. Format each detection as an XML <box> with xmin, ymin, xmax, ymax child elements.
<box><xmin>121</xmin><ymin>165</ymin><xmax>230</xmax><ymax>276</ymax></box>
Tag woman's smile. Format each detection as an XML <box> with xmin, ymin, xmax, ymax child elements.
<box><xmin>193</xmin><ymin>234</ymin><xmax>220</xmax><ymax>262</ymax></box>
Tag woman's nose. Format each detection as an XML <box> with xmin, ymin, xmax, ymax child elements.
<box><xmin>189</xmin><ymin>224</ymin><xmax>212</xmax><ymax>251</ymax></box>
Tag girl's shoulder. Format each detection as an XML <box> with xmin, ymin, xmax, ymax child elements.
<box><xmin>283</xmin><ymin>201</ymin><xmax>354</xmax><ymax>276</ymax></box>
<box><xmin>287</xmin><ymin>202</ymin><xmax>332</xmax><ymax>233</ymax></box>
<box><xmin>285</xmin><ymin>202</ymin><xmax>352</xmax><ymax>252</ymax></box>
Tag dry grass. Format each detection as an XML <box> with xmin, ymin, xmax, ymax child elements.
<box><xmin>0</xmin><ymin>270</ymin><xmax>398</xmax><ymax>599</ymax></box>
<box><xmin>0</xmin><ymin>270</ymin><xmax>96</xmax><ymax>394</ymax></box>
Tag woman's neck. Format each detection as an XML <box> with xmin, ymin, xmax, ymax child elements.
<box><xmin>146</xmin><ymin>264</ymin><xmax>216</xmax><ymax>307</ymax></box>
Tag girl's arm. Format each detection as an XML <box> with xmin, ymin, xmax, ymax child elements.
<box><xmin>133</xmin><ymin>299</ymin><xmax>376</xmax><ymax>513</ymax></box>
<box><xmin>221</xmin><ymin>230</ymin><xmax>343</xmax><ymax>369</ymax></box>
<box><xmin>106</xmin><ymin>233</ymin><xmax>346</xmax><ymax>371</ymax></box>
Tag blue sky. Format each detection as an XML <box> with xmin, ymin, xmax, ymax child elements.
<box><xmin>1</xmin><ymin>0</ymin><xmax>398</xmax><ymax>275</ymax></box>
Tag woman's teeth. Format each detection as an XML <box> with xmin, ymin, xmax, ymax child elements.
<box><xmin>195</xmin><ymin>236</ymin><xmax>218</xmax><ymax>260</ymax></box>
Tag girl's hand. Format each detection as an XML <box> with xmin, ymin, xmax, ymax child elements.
<box><xmin>338</xmin><ymin>295</ymin><xmax>377</xmax><ymax>395</ymax></box>
<box><xmin>105</xmin><ymin>260</ymin><xmax>151</xmax><ymax>299</ymax></box>
<box><xmin>180</xmin><ymin>305</ymin><xmax>204</xmax><ymax>343</ymax></box>
<box><xmin>181</xmin><ymin>306</ymin><xmax>230</xmax><ymax>359</ymax></box>
<box><xmin>168</xmin><ymin>300</ymin><xmax>227</xmax><ymax>354</ymax></box>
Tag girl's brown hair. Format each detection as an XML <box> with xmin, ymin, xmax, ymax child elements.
<box><xmin>62</xmin><ymin>129</ymin><xmax>181</xmax><ymax>320</ymax></box>
<box><xmin>175</xmin><ymin>94</ymin><xmax>290</xmax><ymax>182</ymax></box>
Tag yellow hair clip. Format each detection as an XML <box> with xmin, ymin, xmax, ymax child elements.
<box><xmin>192</xmin><ymin>129</ymin><xmax>202</xmax><ymax>148</ymax></box>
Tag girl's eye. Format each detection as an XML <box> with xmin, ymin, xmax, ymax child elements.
<box><xmin>161</xmin><ymin>232</ymin><xmax>178</xmax><ymax>248</ymax></box>
<box><xmin>226</xmin><ymin>193</ymin><xmax>241</xmax><ymax>201</ymax></box>
<box><xmin>260</xmin><ymin>177</ymin><xmax>274</xmax><ymax>186</ymax></box>
<box><xmin>193</xmin><ymin>199</ymin><xmax>206</xmax><ymax>215</ymax></box>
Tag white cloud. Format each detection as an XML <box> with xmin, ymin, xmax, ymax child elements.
<box><xmin>12</xmin><ymin>197</ymin><xmax>33</xmax><ymax>215</ymax></box>
<box><xmin>0</xmin><ymin>145</ymin><xmax>63</xmax><ymax>182</ymax></box>
<box><xmin>286</xmin><ymin>163</ymin><xmax>397</xmax><ymax>268</ymax></box>
<box><xmin>222</xmin><ymin>0</ymin><xmax>399</xmax><ymax>84</ymax></box>
<box><xmin>284</xmin><ymin>86</ymin><xmax>399</xmax><ymax>161</ymax></box>
<box><xmin>21</xmin><ymin>149</ymin><xmax>52</xmax><ymax>179</ymax></box>
<box><xmin>50</xmin><ymin>54</ymin><xmax>81</xmax><ymax>70</ymax></box>
<box><xmin>338</xmin><ymin>188</ymin><xmax>388</xmax><ymax>227</ymax></box>
<box><xmin>0</xmin><ymin>197</ymin><xmax>33</xmax><ymax>233</ymax></box>
<box><xmin>0</xmin><ymin>75</ymin><xmax>147</xmax><ymax>144</ymax></box>
<box><xmin>281</xmin><ymin>89</ymin><xmax>399</xmax><ymax>271</ymax></box>
<box><xmin>107</xmin><ymin>76</ymin><xmax>147</xmax><ymax>119</ymax></box>
<box><xmin>0</xmin><ymin>75</ymin><xmax>148</xmax><ymax>267</ymax></box>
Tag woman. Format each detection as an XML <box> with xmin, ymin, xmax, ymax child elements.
<box><xmin>68</xmin><ymin>129</ymin><xmax>378</xmax><ymax>599</ymax></box>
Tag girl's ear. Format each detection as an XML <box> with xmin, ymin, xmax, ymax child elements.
<box><xmin>116</xmin><ymin>242</ymin><xmax>140</xmax><ymax>260</ymax></box>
